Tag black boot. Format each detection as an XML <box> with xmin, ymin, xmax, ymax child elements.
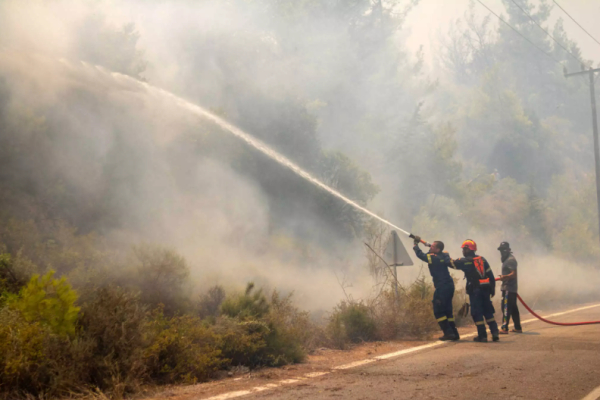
<box><xmin>449</xmin><ymin>320</ymin><xmax>460</xmax><ymax>341</ymax></box>
<box><xmin>487</xmin><ymin>319</ymin><xmax>500</xmax><ymax>342</ymax></box>
<box><xmin>438</xmin><ymin>320</ymin><xmax>457</xmax><ymax>341</ymax></box>
<box><xmin>474</xmin><ymin>323</ymin><xmax>487</xmax><ymax>342</ymax></box>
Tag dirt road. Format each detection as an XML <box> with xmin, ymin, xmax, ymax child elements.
<box><xmin>228</xmin><ymin>306</ymin><xmax>600</xmax><ymax>400</ymax></box>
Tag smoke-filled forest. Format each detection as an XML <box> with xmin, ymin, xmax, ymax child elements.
<box><xmin>0</xmin><ymin>0</ymin><xmax>599</xmax><ymax>398</ymax></box>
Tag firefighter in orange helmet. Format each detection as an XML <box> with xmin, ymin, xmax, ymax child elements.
<box><xmin>446</xmin><ymin>240</ymin><xmax>499</xmax><ymax>342</ymax></box>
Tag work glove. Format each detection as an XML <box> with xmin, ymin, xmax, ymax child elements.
<box><xmin>413</xmin><ymin>235</ymin><xmax>421</xmax><ymax>245</ymax></box>
<box><xmin>490</xmin><ymin>287</ymin><xmax>496</xmax><ymax>298</ymax></box>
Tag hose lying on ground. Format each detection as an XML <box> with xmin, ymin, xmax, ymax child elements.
<box><xmin>493</xmin><ymin>277</ymin><xmax>600</xmax><ymax>326</ymax></box>
<box><xmin>515</xmin><ymin>294</ymin><xmax>600</xmax><ymax>326</ymax></box>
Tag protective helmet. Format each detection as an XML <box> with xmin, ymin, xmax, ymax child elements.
<box><xmin>461</xmin><ymin>239</ymin><xmax>477</xmax><ymax>251</ymax></box>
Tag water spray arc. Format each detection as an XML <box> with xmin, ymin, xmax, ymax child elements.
<box><xmin>87</xmin><ymin>63</ymin><xmax>412</xmax><ymax>236</ymax></box>
<box><xmin>147</xmin><ymin>87</ymin><xmax>411</xmax><ymax>235</ymax></box>
<box><xmin>1</xmin><ymin>51</ymin><xmax>414</xmax><ymax>242</ymax></box>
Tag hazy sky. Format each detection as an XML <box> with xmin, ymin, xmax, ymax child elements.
<box><xmin>405</xmin><ymin>0</ymin><xmax>600</xmax><ymax>70</ymax></box>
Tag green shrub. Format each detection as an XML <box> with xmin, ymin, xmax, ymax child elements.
<box><xmin>0</xmin><ymin>278</ymin><xmax>316</xmax><ymax>398</ymax></box>
<box><xmin>347</xmin><ymin>277</ymin><xmax>441</xmax><ymax>343</ymax></box>
<box><xmin>78</xmin><ymin>286</ymin><xmax>148</xmax><ymax>394</ymax></box>
<box><xmin>328</xmin><ymin>301</ymin><xmax>376</xmax><ymax>349</ymax></box>
<box><xmin>198</xmin><ymin>285</ymin><xmax>226</xmax><ymax>319</ymax></box>
<box><xmin>9</xmin><ymin>270</ymin><xmax>80</xmax><ymax>337</ymax></box>
<box><xmin>145</xmin><ymin>312</ymin><xmax>224</xmax><ymax>384</ymax></box>
<box><xmin>0</xmin><ymin>252</ymin><xmax>14</xmax><ymax>297</ymax></box>
<box><xmin>216</xmin><ymin>285</ymin><xmax>308</xmax><ymax>367</ymax></box>
<box><xmin>131</xmin><ymin>244</ymin><xmax>191</xmax><ymax>315</ymax></box>
<box><xmin>221</xmin><ymin>282</ymin><xmax>269</xmax><ymax>320</ymax></box>
<box><xmin>265</xmin><ymin>291</ymin><xmax>310</xmax><ymax>363</ymax></box>
<box><xmin>399</xmin><ymin>277</ymin><xmax>438</xmax><ymax>337</ymax></box>
<box><xmin>0</xmin><ymin>307</ymin><xmax>93</xmax><ymax>399</ymax></box>
<box><xmin>0</xmin><ymin>218</ymin><xmax>103</xmax><ymax>277</ymax></box>
<box><xmin>213</xmin><ymin>316</ymin><xmax>269</xmax><ymax>367</ymax></box>
<box><xmin>0</xmin><ymin>307</ymin><xmax>50</xmax><ymax>395</ymax></box>
<box><xmin>0</xmin><ymin>249</ymin><xmax>36</xmax><ymax>295</ymax></box>
<box><xmin>370</xmin><ymin>289</ymin><xmax>403</xmax><ymax>341</ymax></box>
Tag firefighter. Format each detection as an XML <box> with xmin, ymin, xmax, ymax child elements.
<box><xmin>412</xmin><ymin>236</ymin><xmax>458</xmax><ymax>341</ymax></box>
<box><xmin>447</xmin><ymin>240</ymin><xmax>499</xmax><ymax>342</ymax></box>
<box><xmin>497</xmin><ymin>242</ymin><xmax>522</xmax><ymax>334</ymax></box>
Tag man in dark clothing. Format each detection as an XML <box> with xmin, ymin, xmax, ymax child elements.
<box><xmin>447</xmin><ymin>239</ymin><xmax>499</xmax><ymax>342</ymax></box>
<box><xmin>412</xmin><ymin>236</ymin><xmax>458</xmax><ymax>341</ymax></box>
<box><xmin>497</xmin><ymin>242</ymin><xmax>522</xmax><ymax>334</ymax></box>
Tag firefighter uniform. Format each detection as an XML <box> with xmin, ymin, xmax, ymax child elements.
<box><xmin>414</xmin><ymin>245</ymin><xmax>458</xmax><ymax>340</ymax></box>
<box><xmin>448</xmin><ymin>243</ymin><xmax>499</xmax><ymax>342</ymax></box>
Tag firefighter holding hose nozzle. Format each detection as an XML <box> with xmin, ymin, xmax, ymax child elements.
<box><xmin>412</xmin><ymin>236</ymin><xmax>459</xmax><ymax>341</ymax></box>
<box><xmin>447</xmin><ymin>240</ymin><xmax>500</xmax><ymax>342</ymax></box>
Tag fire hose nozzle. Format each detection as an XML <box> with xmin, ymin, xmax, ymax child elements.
<box><xmin>409</xmin><ymin>233</ymin><xmax>431</xmax><ymax>247</ymax></box>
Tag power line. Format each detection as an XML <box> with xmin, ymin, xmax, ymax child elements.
<box><xmin>475</xmin><ymin>0</ymin><xmax>561</xmax><ymax>65</ymax></box>
<box><xmin>509</xmin><ymin>0</ymin><xmax>583</xmax><ymax>64</ymax></box>
<box><xmin>552</xmin><ymin>0</ymin><xmax>600</xmax><ymax>48</ymax></box>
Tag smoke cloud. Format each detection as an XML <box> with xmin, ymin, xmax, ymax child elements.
<box><xmin>1</xmin><ymin>0</ymin><xmax>599</xmax><ymax>312</ymax></box>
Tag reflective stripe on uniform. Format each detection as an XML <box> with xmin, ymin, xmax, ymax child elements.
<box><xmin>427</xmin><ymin>254</ymin><xmax>432</xmax><ymax>264</ymax></box>
<box><xmin>448</xmin><ymin>318</ymin><xmax>455</xmax><ymax>322</ymax></box>
<box><xmin>479</xmin><ymin>278</ymin><xmax>490</xmax><ymax>284</ymax></box>
<box><xmin>437</xmin><ymin>316</ymin><xmax>448</xmax><ymax>322</ymax></box>
<box><xmin>475</xmin><ymin>321</ymin><xmax>485</xmax><ymax>326</ymax></box>
<box><xmin>473</xmin><ymin>257</ymin><xmax>485</xmax><ymax>277</ymax></box>
<box><xmin>486</xmin><ymin>318</ymin><xmax>495</xmax><ymax>323</ymax></box>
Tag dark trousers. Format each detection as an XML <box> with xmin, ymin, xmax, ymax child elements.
<box><xmin>470</xmin><ymin>286</ymin><xmax>499</xmax><ymax>338</ymax></box>
<box><xmin>501</xmin><ymin>290</ymin><xmax>521</xmax><ymax>330</ymax></box>
<box><xmin>433</xmin><ymin>283</ymin><xmax>455</xmax><ymax>322</ymax></box>
<box><xmin>433</xmin><ymin>283</ymin><xmax>457</xmax><ymax>336</ymax></box>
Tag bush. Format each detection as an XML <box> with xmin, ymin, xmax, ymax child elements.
<box><xmin>198</xmin><ymin>284</ymin><xmax>226</xmax><ymax>319</ymax></box>
<box><xmin>346</xmin><ymin>277</ymin><xmax>443</xmax><ymax>344</ymax></box>
<box><xmin>78</xmin><ymin>286</ymin><xmax>148</xmax><ymax>395</ymax></box>
<box><xmin>328</xmin><ymin>301</ymin><xmax>376</xmax><ymax>349</ymax></box>
<box><xmin>214</xmin><ymin>316</ymin><xmax>270</xmax><ymax>367</ymax></box>
<box><xmin>8</xmin><ymin>270</ymin><xmax>80</xmax><ymax>337</ymax></box>
<box><xmin>221</xmin><ymin>282</ymin><xmax>269</xmax><ymax>320</ymax></box>
<box><xmin>0</xmin><ymin>308</ymin><xmax>54</xmax><ymax>396</ymax></box>
<box><xmin>260</xmin><ymin>291</ymin><xmax>308</xmax><ymax>365</ymax></box>
<box><xmin>145</xmin><ymin>313</ymin><xmax>224</xmax><ymax>384</ymax></box>
<box><xmin>398</xmin><ymin>276</ymin><xmax>438</xmax><ymax>337</ymax></box>
<box><xmin>370</xmin><ymin>290</ymin><xmax>403</xmax><ymax>341</ymax></box>
<box><xmin>217</xmin><ymin>284</ymin><xmax>307</xmax><ymax>367</ymax></box>
<box><xmin>0</xmin><ymin>252</ymin><xmax>18</xmax><ymax>295</ymax></box>
<box><xmin>131</xmin><ymin>244</ymin><xmax>190</xmax><ymax>315</ymax></box>
<box><xmin>0</xmin><ymin>307</ymin><xmax>93</xmax><ymax>399</ymax></box>
<box><xmin>0</xmin><ymin>277</ymin><xmax>315</xmax><ymax>398</ymax></box>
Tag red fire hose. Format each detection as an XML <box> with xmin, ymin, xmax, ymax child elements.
<box><xmin>494</xmin><ymin>277</ymin><xmax>600</xmax><ymax>326</ymax></box>
<box><xmin>515</xmin><ymin>294</ymin><xmax>600</xmax><ymax>326</ymax></box>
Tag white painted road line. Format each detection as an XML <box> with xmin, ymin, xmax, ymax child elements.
<box><xmin>333</xmin><ymin>359</ymin><xmax>376</xmax><ymax>370</ymax></box>
<box><xmin>582</xmin><ymin>385</ymin><xmax>600</xmax><ymax>400</ymax></box>
<box><xmin>201</xmin><ymin>303</ymin><xmax>600</xmax><ymax>400</ymax></box>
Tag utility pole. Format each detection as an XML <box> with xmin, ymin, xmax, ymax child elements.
<box><xmin>565</xmin><ymin>66</ymin><xmax>600</xmax><ymax>244</ymax></box>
